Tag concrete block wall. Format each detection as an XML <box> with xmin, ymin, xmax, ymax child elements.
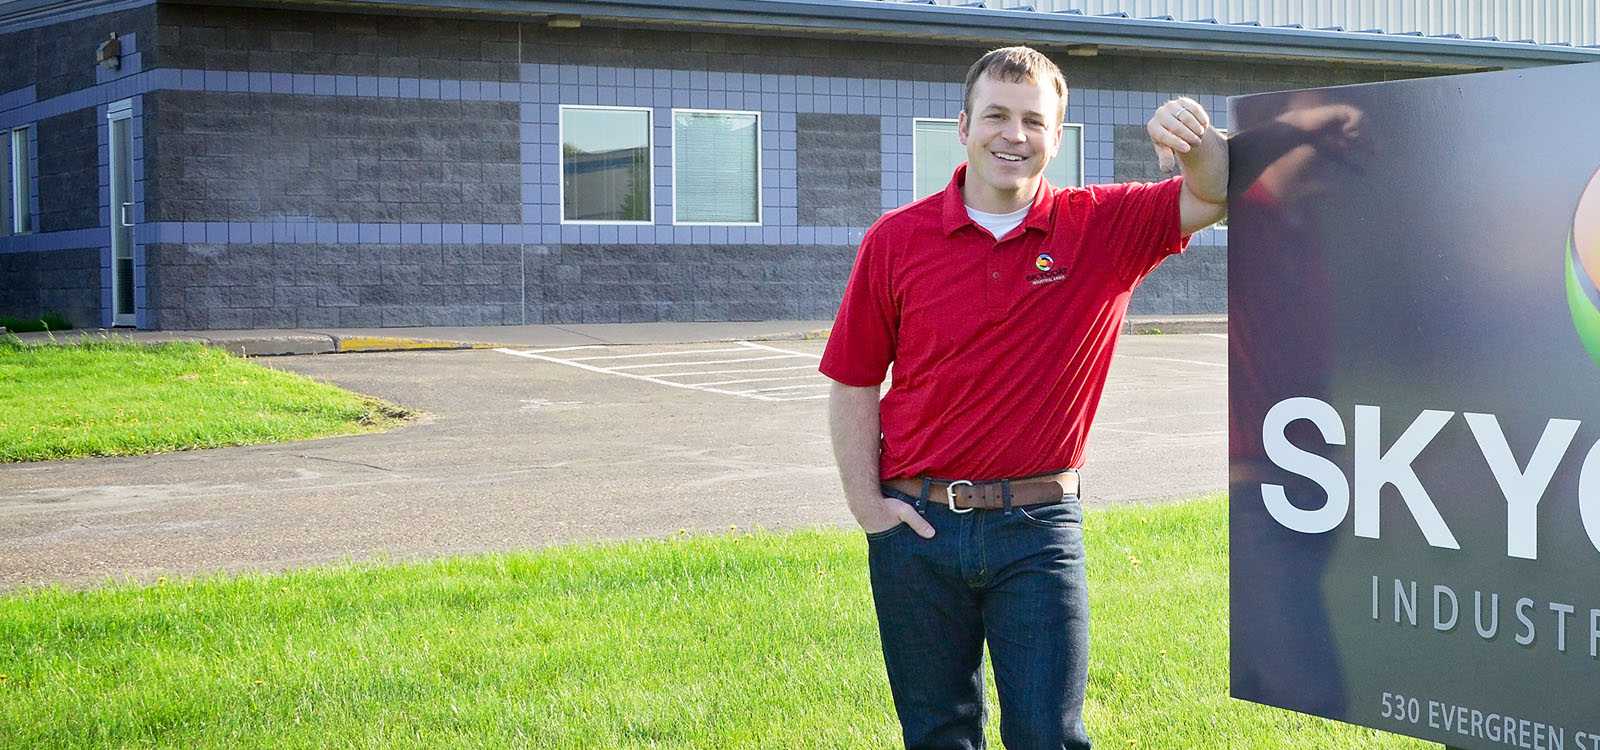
<box><xmin>797</xmin><ymin>114</ymin><xmax>882</xmax><ymax>228</ymax></box>
<box><xmin>145</xmin><ymin>242</ymin><xmax>523</xmax><ymax>329</ymax></box>
<box><xmin>38</xmin><ymin>108</ymin><xmax>99</xmax><ymax>233</ymax></box>
<box><xmin>0</xmin><ymin>248</ymin><xmax>101</xmax><ymax>327</ymax></box>
<box><xmin>0</xmin><ymin>3</ymin><xmax>1438</xmax><ymax>328</ymax></box>
<box><xmin>144</xmin><ymin>92</ymin><xmax>520</xmax><ymax>224</ymax></box>
<box><xmin>0</xmin><ymin>7</ymin><xmax>155</xmax><ymax>99</ymax></box>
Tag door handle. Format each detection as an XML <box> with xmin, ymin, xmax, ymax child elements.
<box><xmin>120</xmin><ymin>202</ymin><xmax>133</xmax><ymax>227</ymax></box>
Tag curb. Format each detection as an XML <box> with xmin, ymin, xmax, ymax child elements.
<box><xmin>739</xmin><ymin>328</ymin><xmax>832</xmax><ymax>342</ymax></box>
<box><xmin>331</xmin><ymin>336</ymin><xmax>477</xmax><ymax>354</ymax></box>
<box><xmin>206</xmin><ymin>334</ymin><xmax>336</xmax><ymax>357</ymax></box>
<box><xmin>1122</xmin><ymin>317</ymin><xmax>1227</xmax><ymax>335</ymax></box>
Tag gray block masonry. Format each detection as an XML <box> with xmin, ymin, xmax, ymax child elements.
<box><xmin>0</xmin><ymin>249</ymin><xmax>101</xmax><ymax>327</ymax></box>
<box><xmin>797</xmin><ymin>114</ymin><xmax>882</xmax><ymax>228</ymax></box>
<box><xmin>144</xmin><ymin>92</ymin><xmax>520</xmax><ymax>225</ymax></box>
<box><xmin>145</xmin><ymin>242</ymin><xmax>852</xmax><ymax>328</ymax></box>
<box><xmin>0</xmin><ymin>2</ymin><xmax>1435</xmax><ymax>329</ymax></box>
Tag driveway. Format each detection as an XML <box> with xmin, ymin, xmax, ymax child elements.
<box><xmin>0</xmin><ymin>334</ymin><xmax>1226</xmax><ymax>590</ymax></box>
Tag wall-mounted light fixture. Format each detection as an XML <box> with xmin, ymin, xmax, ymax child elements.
<box><xmin>548</xmin><ymin>15</ymin><xmax>581</xmax><ymax>29</ymax></box>
<box><xmin>95</xmin><ymin>33</ymin><xmax>122</xmax><ymax>71</ymax></box>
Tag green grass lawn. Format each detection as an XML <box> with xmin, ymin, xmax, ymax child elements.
<box><xmin>0</xmin><ymin>496</ymin><xmax>1430</xmax><ymax>749</ymax></box>
<box><xmin>0</xmin><ymin>339</ymin><xmax>410</xmax><ymax>462</ymax></box>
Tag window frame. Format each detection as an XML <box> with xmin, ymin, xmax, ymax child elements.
<box><xmin>558</xmin><ymin>104</ymin><xmax>656</xmax><ymax>226</ymax></box>
<box><xmin>10</xmin><ymin>125</ymin><xmax>31</xmax><ymax>235</ymax></box>
<box><xmin>910</xmin><ymin>117</ymin><xmax>1085</xmax><ymax>201</ymax></box>
<box><xmin>670</xmin><ymin>108</ymin><xmax>763</xmax><ymax>227</ymax></box>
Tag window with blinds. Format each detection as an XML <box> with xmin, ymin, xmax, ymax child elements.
<box><xmin>912</xmin><ymin>119</ymin><xmax>1083</xmax><ymax>200</ymax></box>
<box><xmin>560</xmin><ymin>106</ymin><xmax>653</xmax><ymax>224</ymax></box>
<box><xmin>673</xmin><ymin>110</ymin><xmax>761</xmax><ymax>225</ymax></box>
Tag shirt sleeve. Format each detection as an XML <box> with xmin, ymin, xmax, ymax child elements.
<box><xmin>819</xmin><ymin>225</ymin><xmax>897</xmax><ymax>387</ymax></box>
<box><xmin>1089</xmin><ymin>176</ymin><xmax>1191</xmax><ymax>283</ymax></box>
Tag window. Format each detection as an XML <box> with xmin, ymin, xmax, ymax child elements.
<box><xmin>912</xmin><ymin>119</ymin><xmax>1084</xmax><ymax>200</ymax></box>
<box><xmin>10</xmin><ymin>126</ymin><xmax>29</xmax><ymax>234</ymax></box>
<box><xmin>560</xmin><ymin>106</ymin><xmax>652</xmax><ymax>224</ymax></box>
<box><xmin>672</xmin><ymin>110</ymin><xmax>760</xmax><ymax>225</ymax></box>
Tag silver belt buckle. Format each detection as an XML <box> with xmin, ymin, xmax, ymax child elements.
<box><xmin>946</xmin><ymin>479</ymin><xmax>975</xmax><ymax>514</ymax></box>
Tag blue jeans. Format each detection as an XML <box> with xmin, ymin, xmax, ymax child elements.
<box><xmin>867</xmin><ymin>485</ymin><xmax>1092</xmax><ymax>750</ymax></box>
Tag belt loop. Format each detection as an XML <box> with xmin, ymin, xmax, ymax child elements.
<box><xmin>1001</xmin><ymin>479</ymin><xmax>1013</xmax><ymax>514</ymax></box>
<box><xmin>917</xmin><ymin>476</ymin><xmax>931</xmax><ymax>514</ymax></box>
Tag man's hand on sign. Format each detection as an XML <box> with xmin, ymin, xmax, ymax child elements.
<box><xmin>858</xmin><ymin>497</ymin><xmax>937</xmax><ymax>539</ymax></box>
<box><xmin>1148</xmin><ymin>97</ymin><xmax>1229</xmax><ymax>233</ymax></box>
<box><xmin>1148</xmin><ymin>97</ymin><xmax>1215</xmax><ymax>174</ymax></box>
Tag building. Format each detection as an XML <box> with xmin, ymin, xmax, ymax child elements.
<box><xmin>0</xmin><ymin>0</ymin><xmax>1595</xmax><ymax>330</ymax></box>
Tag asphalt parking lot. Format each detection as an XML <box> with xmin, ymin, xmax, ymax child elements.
<box><xmin>0</xmin><ymin>334</ymin><xmax>1225</xmax><ymax>590</ymax></box>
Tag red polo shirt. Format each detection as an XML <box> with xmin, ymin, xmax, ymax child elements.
<box><xmin>820</xmin><ymin>164</ymin><xmax>1189</xmax><ymax>480</ymax></box>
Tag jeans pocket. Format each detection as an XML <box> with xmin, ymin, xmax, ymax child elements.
<box><xmin>1016</xmin><ymin>499</ymin><xmax>1083</xmax><ymax>529</ymax></box>
<box><xmin>865</xmin><ymin>522</ymin><xmax>909</xmax><ymax>541</ymax></box>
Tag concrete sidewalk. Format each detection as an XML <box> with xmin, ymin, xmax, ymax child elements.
<box><xmin>6</xmin><ymin>314</ymin><xmax>1224</xmax><ymax>356</ymax></box>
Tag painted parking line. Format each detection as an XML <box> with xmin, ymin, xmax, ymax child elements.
<box><xmin>495</xmin><ymin>341</ymin><xmax>831</xmax><ymax>401</ymax></box>
<box><xmin>566</xmin><ymin>347</ymin><xmax>751</xmax><ymax>361</ymax></box>
<box><xmin>611</xmin><ymin>354</ymin><xmax>799</xmax><ymax>370</ymax></box>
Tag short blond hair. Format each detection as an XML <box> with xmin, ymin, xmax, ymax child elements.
<box><xmin>962</xmin><ymin>46</ymin><xmax>1067</xmax><ymax>123</ymax></box>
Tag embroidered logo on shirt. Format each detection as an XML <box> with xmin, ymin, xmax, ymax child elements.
<box><xmin>1028</xmin><ymin>253</ymin><xmax>1066</xmax><ymax>286</ymax></box>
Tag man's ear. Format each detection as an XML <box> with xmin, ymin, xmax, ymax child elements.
<box><xmin>957</xmin><ymin>111</ymin><xmax>970</xmax><ymax>146</ymax></box>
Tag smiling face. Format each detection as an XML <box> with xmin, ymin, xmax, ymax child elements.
<box><xmin>957</xmin><ymin>72</ymin><xmax>1064</xmax><ymax>213</ymax></box>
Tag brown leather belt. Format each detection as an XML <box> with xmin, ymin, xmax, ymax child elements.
<box><xmin>883</xmin><ymin>471</ymin><xmax>1079</xmax><ymax>512</ymax></box>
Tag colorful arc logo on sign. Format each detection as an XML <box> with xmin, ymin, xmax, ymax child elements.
<box><xmin>1036</xmin><ymin>253</ymin><xmax>1055</xmax><ymax>272</ymax></box>
<box><xmin>1565</xmin><ymin>168</ymin><xmax>1600</xmax><ymax>368</ymax></box>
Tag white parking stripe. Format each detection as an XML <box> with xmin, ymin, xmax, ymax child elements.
<box><xmin>737</xmin><ymin>340</ymin><xmax>823</xmax><ymax>358</ymax></box>
<box><xmin>567</xmin><ymin>347</ymin><xmax>750</xmax><ymax>361</ymax></box>
<box><xmin>650</xmin><ymin>364</ymin><xmax>818</xmax><ymax>379</ymax></box>
<box><xmin>611</xmin><ymin>354</ymin><xmax>802</xmax><ymax>370</ymax></box>
<box><xmin>495</xmin><ymin>348</ymin><xmax>779</xmax><ymax>401</ymax></box>
<box><xmin>495</xmin><ymin>341</ymin><xmax>827</xmax><ymax>402</ymax></box>
<box><xmin>692</xmin><ymin>374</ymin><xmax>819</xmax><ymax>387</ymax></box>
<box><xmin>520</xmin><ymin>345</ymin><xmax>608</xmax><ymax>355</ymax></box>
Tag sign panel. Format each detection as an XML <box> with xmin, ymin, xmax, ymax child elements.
<box><xmin>1229</xmin><ymin>62</ymin><xmax>1600</xmax><ymax>747</ymax></box>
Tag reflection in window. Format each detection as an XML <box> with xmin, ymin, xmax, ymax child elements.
<box><xmin>561</xmin><ymin>107</ymin><xmax>652</xmax><ymax>223</ymax></box>
<box><xmin>674</xmin><ymin>110</ymin><xmax>760</xmax><ymax>224</ymax></box>
<box><xmin>912</xmin><ymin>119</ymin><xmax>1083</xmax><ymax>200</ymax></box>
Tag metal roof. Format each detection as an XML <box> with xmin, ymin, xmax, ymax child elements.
<box><xmin>926</xmin><ymin>0</ymin><xmax>1599</xmax><ymax>48</ymax></box>
<box><xmin>4</xmin><ymin>0</ymin><xmax>1599</xmax><ymax>69</ymax></box>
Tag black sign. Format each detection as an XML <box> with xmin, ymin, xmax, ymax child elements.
<box><xmin>1229</xmin><ymin>62</ymin><xmax>1600</xmax><ymax>748</ymax></box>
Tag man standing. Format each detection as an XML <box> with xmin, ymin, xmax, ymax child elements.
<box><xmin>820</xmin><ymin>47</ymin><xmax>1227</xmax><ymax>749</ymax></box>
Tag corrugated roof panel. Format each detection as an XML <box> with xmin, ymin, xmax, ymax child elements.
<box><xmin>926</xmin><ymin>0</ymin><xmax>1597</xmax><ymax>45</ymax></box>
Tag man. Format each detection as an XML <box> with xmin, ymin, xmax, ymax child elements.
<box><xmin>820</xmin><ymin>46</ymin><xmax>1227</xmax><ymax>749</ymax></box>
